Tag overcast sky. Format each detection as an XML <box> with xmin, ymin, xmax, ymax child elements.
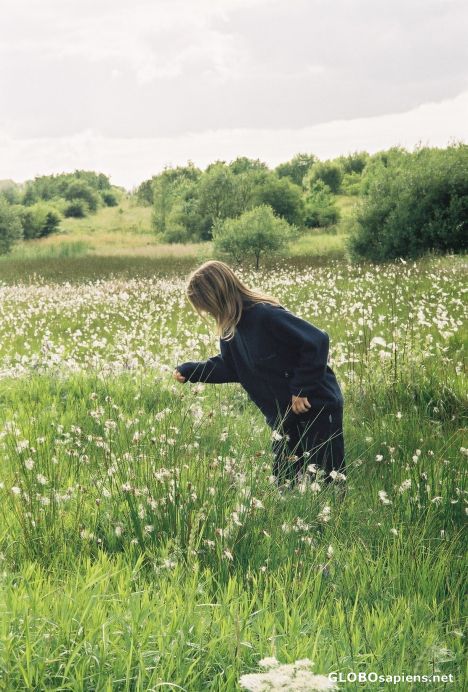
<box><xmin>1</xmin><ymin>0</ymin><xmax>467</xmax><ymax>188</ymax></box>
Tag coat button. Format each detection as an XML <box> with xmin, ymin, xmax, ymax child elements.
<box><xmin>284</xmin><ymin>371</ymin><xmax>289</xmax><ymax>378</ymax></box>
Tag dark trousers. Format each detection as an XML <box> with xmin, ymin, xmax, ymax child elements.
<box><xmin>271</xmin><ymin>406</ymin><xmax>345</xmax><ymax>485</ymax></box>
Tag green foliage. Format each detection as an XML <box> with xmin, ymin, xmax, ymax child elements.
<box><xmin>64</xmin><ymin>200</ymin><xmax>88</xmax><ymax>218</ymax></box>
<box><xmin>340</xmin><ymin>171</ymin><xmax>363</xmax><ymax>196</ymax></box>
<box><xmin>304</xmin><ymin>180</ymin><xmax>340</xmax><ymax>228</ymax></box>
<box><xmin>228</xmin><ymin>156</ymin><xmax>268</xmax><ymax>175</ymax></box>
<box><xmin>20</xmin><ymin>203</ymin><xmax>61</xmax><ymax>239</ymax></box>
<box><xmin>151</xmin><ymin>164</ymin><xmax>203</xmax><ymax>236</ymax></box>
<box><xmin>0</xmin><ymin>201</ymin><xmax>23</xmax><ymax>254</ymax></box>
<box><xmin>101</xmin><ymin>190</ymin><xmax>119</xmax><ymax>207</ymax></box>
<box><xmin>197</xmin><ymin>163</ymin><xmax>244</xmax><ymax>236</ymax></box>
<box><xmin>23</xmin><ymin>170</ymin><xmax>112</xmax><ymax>206</ymax></box>
<box><xmin>275</xmin><ymin>153</ymin><xmax>316</xmax><ymax>186</ymax></box>
<box><xmin>64</xmin><ymin>181</ymin><xmax>99</xmax><ymax>213</ymax></box>
<box><xmin>135</xmin><ymin>178</ymin><xmax>154</xmax><ymax>205</ymax></box>
<box><xmin>252</xmin><ymin>175</ymin><xmax>305</xmax><ymax>226</ymax></box>
<box><xmin>336</xmin><ymin>151</ymin><xmax>370</xmax><ymax>175</ymax></box>
<box><xmin>350</xmin><ymin>144</ymin><xmax>468</xmax><ymax>261</ymax></box>
<box><xmin>213</xmin><ymin>204</ymin><xmax>296</xmax><ymax>268</ymax></box>
<box><xmin>0</xmin><ymin>181</ymin><xmax>22</xmax><ymax>205</ymax></box>
<box><xmin>306</xmin><ymin>160</ymin><xmax>344</xmax><ymax>194</ymax></box>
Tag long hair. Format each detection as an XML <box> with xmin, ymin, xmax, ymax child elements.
<box><xmin>186</xmin><ymin>260</ymin><xmax>280</xmax><ymax>340</ymax></box>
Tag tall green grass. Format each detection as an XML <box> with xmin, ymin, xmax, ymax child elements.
<box><xmin>0</xmin><ymin>253</ymin><xmax>465</xmax><ymax>689</ymax></box>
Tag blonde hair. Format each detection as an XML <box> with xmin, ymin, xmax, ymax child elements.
<box><xmin>186</xmin><ymin>260</ymin><xmax>280</xmax><ymax>340</ymax></box>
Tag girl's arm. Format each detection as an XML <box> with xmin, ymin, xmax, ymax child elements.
<box><xmin>176</xmin><ymin>340</ymin><xmax>239</xmax><ymax>384</ymax></box>
<box><xmin>262</xmin><ymin>305</ymin><xmax>329</xmax><ymax>399</ymax></box>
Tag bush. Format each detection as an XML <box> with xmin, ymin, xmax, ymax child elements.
<box><xmin>275</xmin><ymin>153</ymin><xmax>316</xmax><ymax>186</ymax></box>
<box><xmin>101</xmin><ymin>191</ymin><xmax>119</xmax><ymax>207</ymax></box>
<box><xmin>304</xmin><ymin>181</ymin><xmax>340</xmax><ymax>228</ymax></box>
<box><xmin>64</xmin><ymin>182</ymin><xmax>99</xmax><ymax>212</ymax></box>
<box><xmin>20</xmin><ymin>203</ymin><xmax>61</xmax><ymax>240</ymax></box>
<box><xmin>213</xmin><ymin>204</ymin><xmax>297</xmax><ymax>269</ymax></box>
<box><xmin>253</xmin><ymin>175</ymin><xmax>305</xmax><ymax>226</ymax></box>
<box><xmin>306</xmin><ymin>161</ymin><xmax>343</xmax><ymax>193</ymax></box>
<box><xmin>0</xmin><ymin>202</ymin><xmax>23</xmax><ymax>254</ymax></box>
<box><xmin>341</xmin><ymin>171</ymin><xmax>363</xmax><ymax>196</ymax></box>
<box><xmin>64</xmin><ymin>200</ymin><xmax>88</xmax><ymax>218</ymax></box>
<box><xmin>349</xmin><ymin>144</ymin><xmax>468</xmax><ymax>261</ymax></box>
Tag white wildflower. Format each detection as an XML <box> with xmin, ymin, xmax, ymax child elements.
<box><xmin>399</xmin><ymin>479</ymin><xmax>411</xmax><ymax>493</ymax></box>
<box><xmin>378</xmin><ymin>490</ymin><xmax>392</xmax><ymax>505</ymax></box>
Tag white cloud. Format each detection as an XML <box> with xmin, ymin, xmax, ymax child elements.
<box><xmin>1</xmin><ymin>90</ymin><xmax>466</xmax><ymax>189</ymax></box>
<box><xmin>1</xmin><ymin>0</ymin><xmax>467</xmax><ymax>138</ymax></box>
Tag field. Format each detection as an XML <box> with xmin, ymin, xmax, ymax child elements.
<box><xmin>0</xmin><ymin>224</ymin><xmax>466</xmax><ymax>689</ymax></box>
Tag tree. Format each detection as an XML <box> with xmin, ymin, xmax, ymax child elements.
<box><xmin>275</xmin><ymin>153</ymin><xmax>316</xmax><ymax>186</ymax></box>
<box><xmin>64</xmin><ymin>181</ymin><xmax>99</xmax><ymax>212</ymax></box>
<box><xmin>253</xmin><ymin>174</ymin><xmax>305</xmax><ymax>226</ymax></box>
<box><xmin>306</xmin><ymin>161</ymin><xmax>343</xmax><ymax>194</ymax></box>
<box><xmin>304</xmin><ymin>181</ymin><xmax>340</xmax><ymax>228</ymax></box>
<box><xmin>349</xmin><ymin>144</ymin><xmax>468</xmax><ymax>261</ymax></box>
<box><xmin>151</xmin><ymin>164</ymin><xmax>202</xmax><ymax>234</ymax></box>
<box><xmin>213</xmin><ymin>204</ymin><xmax>297</xmax><ymax>269</ymax></box>
<box><xmin>229</xmin><ymin>156</ymin><xmax>269</xmax><ymax>175</ymax></box>
<box><xmin>336</xmin><ymin>151</ymin><xmax>370</xmax><ymax>175</ymax></box>
<box><xmin>0</xmin><ymin>202</ymin><xmax>23</xmax><ymax>254</ymax></box>
<box><xmin>197</xmin><ymin>163</ymin><xmax>243</xmax><ymax>235</ymax></box>
<box><xmin>20</xmin><ymin>203</ymin><xmax>61</xmax><ymax>239</ymax></box>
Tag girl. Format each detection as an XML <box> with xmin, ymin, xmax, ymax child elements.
<box><xmin>173</xmin><ymin>260</ymin><xmax>345</xmax><ymax>487</ymax></box>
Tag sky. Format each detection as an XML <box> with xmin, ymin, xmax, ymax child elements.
<box><xmin>1</xmin><ymin>0</ymin><xmax>467</xmax><ymax>189</ymax></box>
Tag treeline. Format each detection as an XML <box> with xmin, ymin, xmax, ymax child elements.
<box><xmin>135</xmin><ymin>145</ymin><xmax>467</xmax><ymax>261</ymax></box>
<box><xmin>0</xmin><ymin>171</ymin><xmax>121</xmax><ymax>253</ymax></box>
<box><xmin>0</xmin><ymin>145</ymin><xmax>466</xmax><ymax>261</ymax></box>
<box><xmin>135</xmin><ymin>152</ymin><xmax>369</xmax><ymax>243</ymax></box>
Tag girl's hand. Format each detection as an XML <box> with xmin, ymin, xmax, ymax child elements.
<box><xmin>291</xmin><ymin>394</ymin><xmax>311</xmax><ymax>414</ymax></box>
<box><xmin>173</xmin><ymin>369</ymin><xmax>186</xmax><ymax>383</ymax></box>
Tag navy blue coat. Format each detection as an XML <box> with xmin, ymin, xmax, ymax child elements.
<box><xmin>176</xmin><ymin>300</ymin><xmax>344</xmax><ymax>428</ymax></box>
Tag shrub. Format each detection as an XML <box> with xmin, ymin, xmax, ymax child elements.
<box><xmin>306</xmin><ymin>161</ymin><xmax>344</xmax><ymax>193</ymax></box>
<box><xmin>64</xmin><ymin>200</ymin><xmax>88</xmax><ymax>218</ymax></box>
<box><xmin>252</xmin><ymin>175</ymin><xmax>305</xmax><ymax>226</ymax></box>
<box><xmin>349</xmin><ymin>144</ymin><xmax>468</xmax><ymax>261</ymax></box>
<box><xmin>212</xmin><ymin>204</ymin><xmax>297</xmax><ymax>269</ymax></box>
<box><xmin>304</xmin><ymin>181</ymin><xmax>340</xmax><ymax>228</ymax></box>
<box><xmin>20</xmin><ymin>203</ymin><xmax>61</xmax><ymax>239</ymax></box>
<box><xmin>101</xmin><ymin>191</ymin><xmax>119</xmax><ymax>207</ymax></box>
<box><xmin>0</xmin><ymin>202</ymin><xmax>23</xmax><ymax>254</ymax></box>
<box><xmin>275</xmin><ymin>153</ymin><xmax>316</xmax><ymax>186</ymax></box>
<box><xmin>64</xmin><ymin>182</ymin><xmax>99</xmax><ymax>212</ymax></box>
<box><xmin>341</xmin><ymin>171</ymin><xmax>363</xmax><ymax>196</ymax></box>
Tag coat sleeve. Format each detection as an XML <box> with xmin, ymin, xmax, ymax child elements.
<box><xmin>176</xmin><ymin>339</ymin><xmax>239</xmax><ymax>384</ymax></box>
<box><xmin>261</xmin><ymin>306</ymin><xmax>329</xmax><ymax>398</ymax></box>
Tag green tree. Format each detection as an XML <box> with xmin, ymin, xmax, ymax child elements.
<box><xmin>229</xmin><ymin>157</ymin><xmax>269</xmax><ymax>175</ymax></box>
<box><xmin>197</xmin><ymin>164</ymin><xmax>244</xmax><ymax>238</ymax></box>
<box><xmin>253</xmin><ymin>174</ymin><xmax>305</xmax><ymax>226</ymax></box>
<box><xmin>275</xmin><ymin>153</ymin><xmax>316</xmax><ymax>186</ymax></box>
<box><xmin>349</xmin><ymin>144</ymin><xmax>468</xmax><ymax>261</ymax></box>
<box><xmin>306</xmin><ymin>161</ymin><xmax>343</xmax><ymax>193</ymax></box>
<box><xmin>64</xmin><ymin>182</ymin><xmax>99</xmax><ymax>212</ymax></box>
<box><xmin>151</xmin><ymin>164</ymin><xmax>202</xmax><ymax>234</ymax></box>
<box><xmin>20</xmin><ymin>203</ymin><xmax>61</xmax><ymax>239</ymax></box>
<box><xmin>304</xmin><ymin>180</ymin><xmax>340</xmax><ymax>228</ymax></box>
<box><xmin>336</xmin><ymin>151</ymin><xmax>370</xmax><ymax>174</ymax></box>
<box><xmin>0</xmin><ymin>202</ymin><xmax>23</xmax><ymax>254</ymax></box>
<box><xmin>213</xmin><ymin>204</ymin><xmax>296</xmax><ymax>269</ymax></box>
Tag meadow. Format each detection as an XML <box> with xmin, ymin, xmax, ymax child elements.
<box><xmin>0</xmin><ymin>228</ymin><xmax>466</xmax><ymax>689</ymax></box>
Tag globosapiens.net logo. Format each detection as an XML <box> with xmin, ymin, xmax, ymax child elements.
<box><xmin>328</xmin><ymin>671</ymin><xmax>455</xmax><ymax>685</ymax></box>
